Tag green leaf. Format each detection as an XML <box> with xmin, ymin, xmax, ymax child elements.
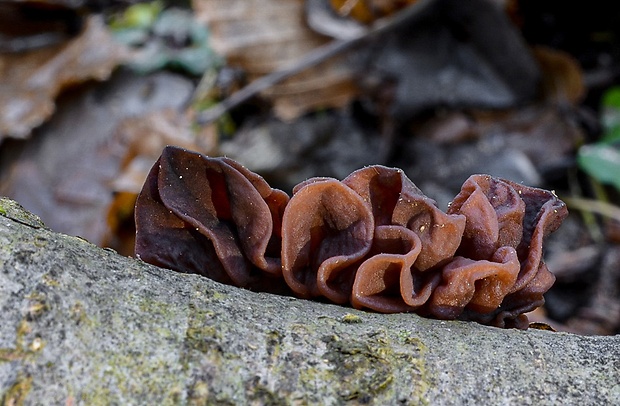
<box><xmin>600</xmin><ymin>86</ymin><xmax>620</xmax><ymax>142</ymax></box>
<box><xmin>602</xmin><ymin>86</ymin><xmax>620</xmax><ymax>109</ymax></box>
<box><xmin>601</xmin><ymin>124</ymin><xmax>620</xmax><ymax>144</ymax></box>
<box><xmin>577</xmin><ymin>143</ymin><xmax>620</xmax><ymax>190</ymax></box>
<box><xmin>109</xmin><ymin>1</ymin><xmax>163</xmax><ymax>31</ymax></box>
<box><xmin>110</xmin><ymin>27</ymin><xmax>150</xmax><ymax>47</ymax></box>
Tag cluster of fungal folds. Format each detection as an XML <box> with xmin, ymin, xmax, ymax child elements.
<box><xmin>135</xmin><ymin>146</ymin><xmax>568</xmax><ymax>329</ymax></box>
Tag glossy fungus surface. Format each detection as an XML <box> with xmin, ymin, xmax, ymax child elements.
<box><xmin>135</xmin><ymin>146</ymin><xmax>568</xmax><ymax>328</ymax></box>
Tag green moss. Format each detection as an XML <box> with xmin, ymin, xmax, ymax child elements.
<box><xmin>209</xmin><ymin>291</ymin><xmax>227</xmax><ymax>301</ymax></box>
<box><xmin>399</xmin><ymin>331</ymin><xmax>427</xmax><ymax>350</ymax></box>
<box><xmin>187</xmin><ymin>302</ymin><xmax>216</xmax><ymax>320</ymax></box>
<box><xmin>296</xmin><ymin>366</ymin><xmax>322</xmax><ymax>403</ymax></box>
<box><xmin>185</xmin><ymin>300</ymin><xmax>221</xmax><ymax>354</ymax></box>
<box><xmin>69</xmin><ymin>302</ymin><xmax>95</xmax><ymax>327</ymax></box>
<box><xmin>74</xmin><ymin>293</ymin><xmax>189</xmax><ymax>403</ymax></box>
<box><xmin>41</xmin><ymin>272</ymin><xmax>59</xmax><ymax>287</ymax></box>
<box><xmin>0</xmin><ymin>348</ymin><xmax>23</xmax><ymax>362</ymax></box>
<box><xmin>205</xmin><ymin>395</ymin><xmax>236</xmax><ymax>406</ymax></box>
<box><xmin>308</xmin><ymin>329</ymin><xmax>431</xmax><ymax>404</ymax></box>
<box><xmin>320</xmin><ymin>333</ymin><xmax>394</xmax><ymax>401</ymax></box>
<box><xmin>340</xmin><ymin>313</ymin><xmax>363</xmax><ymax>324</ymax></box>
<box><xmin>0</xmin><ymin>198</ymin><xmax>46</xmax><ymax>228</ymax></box>
<box><xmin>33</xmin><ymin>235</ymin><xmax>48</xmax><ymax>248</ymax></box>
<box><xmin>191</xmin><ymin>286</ymin><xmax>227</xmax><ymax>303</ymax></box>
<box><xmin>25</xmin><ymin>292</ymin><xmax>49</xmax><ymax>321</ymax></box>
<box><xmin>16</xmin><ymin>321</ymin><xmax>29</xmax><ymax>347</ymax></box>
<box><xmin>398</xmin><ymin>334</ymin><xmax>430</xmax><ymax>405</ymax></box>
<box><xmin>247</xmin><ymin>384</ymin><xmax>288</xmax><ymax>406</ymax></box>
<box><xmin>278</xmin><ymin>321</ymin><xmax>432</xmax><ymax>403</ymax></box>
<box><xmin>80</xmin><ymin>385</ymin><xmax>115</xmax><ymax>405</ymax></box>
<box><xmin>265</xmin><ymin>330</ymin><xmax>282</xmax><ymax>360</ymax></box>
<box><xmin>1</xmin><ymin>374</ymin><xmax>33</xmax><ymax>406</ymax></box>
<box><xmin>0</xmin><ymin>320</ymin><xmax>38</xmax><ymax>363</ymax></box>
<box><xmin>137</xmin><ymin>296</ymin><xmax>178</xmax><ymax>315</ymax></box>
<box><xmin>81</xmin><ymin>351</ymin><xmax>185</xmax><ymax>405</ymax></box>
<box><xmin>186</xmin><ymin>326</ymin><xmax>220</xmax><ymax>353</ymax></box>
<box><xmin>187</xmin><ymin>380</ymin><xmax>209</xmax><ymax>405</ymax></box>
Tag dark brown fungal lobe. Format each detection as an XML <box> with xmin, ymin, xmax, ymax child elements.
<box><xmin>135</xmin><ymin>146</ymin><xmax>568</xmax><ymax>329</ymax></box>
<box><xmin>134</xmin><ymin>146</ymin><xmax>290</xmax><ymax>293</ymax></box>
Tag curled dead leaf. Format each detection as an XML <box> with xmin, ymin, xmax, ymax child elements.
<box><xmin>111</xmin><ymin>109</ymin><xmax>217</xmax><ymax>195</ymax></box>
<box><xmin>329</xmin><ymin>0</ymin><xmax>418</xmax><ymax>24</ymax></box>
<box><xmin>533</xmin><ymin>45</ymin><xmax>585</xmax><ymax>105</ymax></box>
<box><xmin>0</xmin><ymin>15</ymin><xmax>128</xmax><ymax>141</ymax></box>
<box><xmin>0</xmin><ymin>71</ymin><xmax>196</xmax><ymax>256</ymax></box>
<box><xmin>105</xmin><ymin>108</ymin><xmax>218</xmax><ymax>255</ymax></box>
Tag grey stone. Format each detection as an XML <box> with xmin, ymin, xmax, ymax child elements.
<box><xmin>1</xmin><ymin>198</ymin><xmax>618</xmax><ymax>405</ymax></box>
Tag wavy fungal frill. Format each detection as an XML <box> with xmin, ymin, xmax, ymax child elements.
<box><xmin>135</xmin><ymin>146</ymin><xmax>568</xmax><ymax>329</ymax></box>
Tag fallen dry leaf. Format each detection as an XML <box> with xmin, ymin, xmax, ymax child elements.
<box><xmin>193</xmin><ymin>0</ymin><xmax>359</xmax><ymax>120</ymax></box>
<box><xmin>0</xmin><ymin>15</ymin><xmax>127</xmax><ymax>141</ymax></box>
<box><xmin>0</xmin><ymin>71</ymin><xmax>196</xmax><ymax>253</ymax></box>
<box><xmin>533</xmin><ymin>45</ymin><xmax>586</xmax><ymax>105</ymax></box>
<box><xmin>111</xmin><ymin>108</ymin><xmax>217</xmax><ymax>195</ymax></box>
<box><xmin>329</xmin><ymin>0</ymin><xmax>418</xmax><ymax>24</ymax></box>
<box><xmin>104</xmin><ymin>108</ymin><xmax>218</xmax><ymax>254</ymax></box>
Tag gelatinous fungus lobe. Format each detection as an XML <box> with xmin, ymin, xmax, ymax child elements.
<box><xmin>428</xmin><ymin>246</ymin><xmax>520</xmax><ymax>319</ymax></box>
<box><xmin>343</xmin><ymin>166</ymin><xmax>466</xmax><ymax>272</ymax></box>
<box><xmin>351</xmin><ymin>225</ymin><xmax>440</xmax><ymax>313</ymax></box>
<box><xmin>439</xmin><ymin>175</ymin><xmax>568</xmax><ymax>327</ymax></box>
<box><xmin>496</xmin><ymin>178</ymin><xmax>568</xmax><ymax>326</ymax></box>
<box><xmin>134</xmin><ymin>147</ymin><xmax>569</xmax><ymax>329</ymax></box>
<box><xmin>343</xmin><ymin>166</ymin><xmax>459</xmax><ymax>312</ymax></box>
<box><xmin>281</xmin><ymin>178</ymin><xmax>374</xmax><ymax>303</ymax></box>
<box><xmin>135</xmin><ymin>146</ymin><xmax>289</xmax><ymax>289</ymax></box>
<box><xmin>447</xmin><ymin>175</ymin><xmax>525</xmax><ymax>260</ymax></box>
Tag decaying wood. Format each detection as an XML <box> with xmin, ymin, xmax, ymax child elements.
<box><xmin>0</xmin><ymin>197</ymin><xmax>618</xmax><ymax>405</ymax></box>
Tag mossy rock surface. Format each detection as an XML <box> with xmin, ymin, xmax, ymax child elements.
<box><xmin>1</xmin><ymin>198</ymin><xmax>619</xmax><ymax>405</ymax></box>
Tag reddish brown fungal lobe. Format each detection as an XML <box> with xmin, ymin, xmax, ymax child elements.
<box><xmin>429</xmin><ymin>246</ymin><xmax>520</xmax><ymax>319</ymax></box>
<box><xmin>443</xmin><ymin>175</ymin><xmax>568</xmax><ymax>328</ymax></box>
<box><xmin>281</xmin><ymin>177</ymin><xmax>374</xmax><ymax>303</ymax></box>
<box><xmin>135</xmin><ymin>146</ymin><xmax>568</xmax><ymax>329</ymax></box>
<box><xmin>447</xmin><ymin>175</ymin><xmax>525</xmax><ymax>260</ymax></box>
<box><xmin>342</xmin><ymin>166</ymin><xmax>466</xmax><ymax>271</ymax></box>
<box><xmin>351</xmin><ymin>225</ymin><xmax>433</xmax><ymax>313</ymax></box>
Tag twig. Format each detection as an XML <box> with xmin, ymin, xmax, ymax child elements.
<box><xmin>567</xmin><ymin>171</ymin><xmax>604</xmax><ymax>242</ymax></box>
<box><xmin>195</xmin><ymin>0</ymin><xmax>436</xmax><ymax>125</ymax></box>
<box><xmin>562</xmin><ymin>196</ymin><xmax>620</xmax><ymax>223</ymax></box>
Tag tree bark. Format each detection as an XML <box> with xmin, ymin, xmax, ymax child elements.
<box><xmin>1</xmin><ymin>197</ymin><xmax>618</xmax><ymax>405</ymax></box>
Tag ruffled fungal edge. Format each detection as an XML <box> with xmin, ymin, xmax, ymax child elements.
<box><xmin>134</xmin><ymin>147</ymin><xmax>568</xmax><ymax>329</ymax></box>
